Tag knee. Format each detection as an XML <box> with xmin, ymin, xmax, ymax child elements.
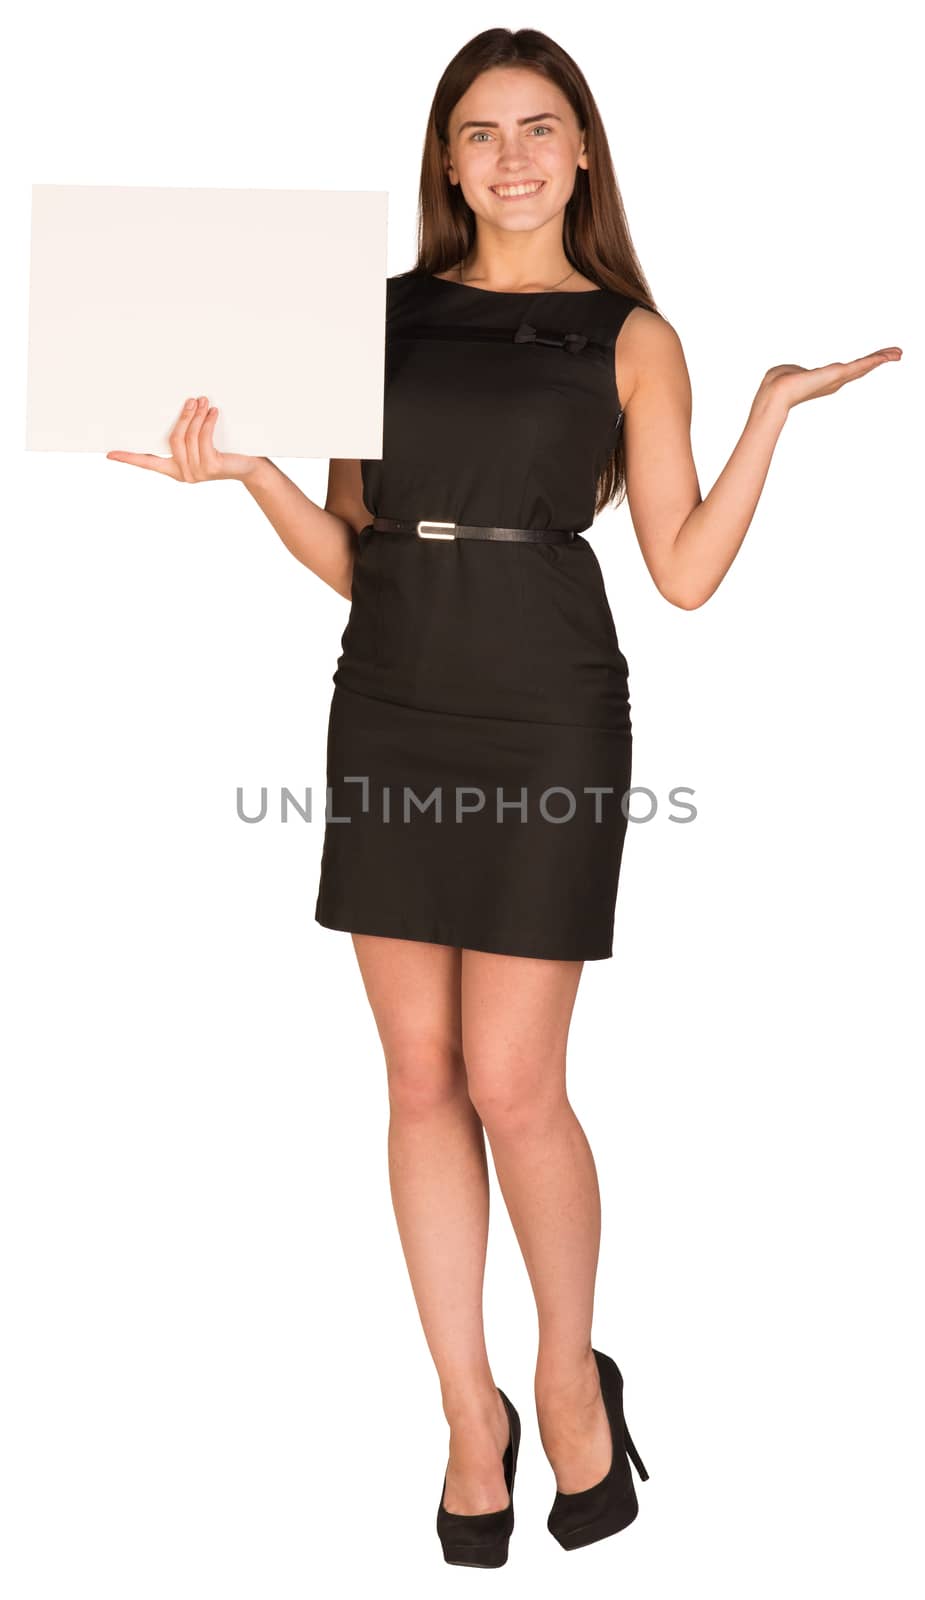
<box><xmin>384</xmin><ymin>1033</ymin><xmax>467</xmax><ymax>1119</ymax></box>
<box><xmin>465</xmin><ymin>1052</ymin><xmax>565</xmax><ymax>1138</ymax></box>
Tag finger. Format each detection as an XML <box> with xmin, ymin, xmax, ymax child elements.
<box><xmin>833</xmin><ymin>351</ymin><xmax>900</xmax><ymax>386</ymax></box>
<box><xmin>168</xmin><ymin>397</ymin><xmax>197</xmax><ymax>482</ymax></box>
<box><xmin>106</xmin><ymin>451</ymin><xmax>181</xmax><ymax>478</ymax></box>
<box><xmin>186</xmin><ymin>395</ymin><xmax>209</xmax><ymax>477</ymax></box>
<box><xmin>170</xmin><ymin>396</ymin><xmax>197</xmax><ymax>431</ymax></box>
<box><xmin>795</xmin><ymin>354</ymin><xmax>884</xmax><ymax>395</ymax></box>
<box><xmin>199</xmin><ymin>405</ymin><xmax>221</xmax><ymax>475</ymax></box>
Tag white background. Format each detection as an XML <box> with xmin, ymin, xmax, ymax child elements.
<box><xmin>1</xmin><ymin>3</ymin><xmax>920</xmax><ymax>1597</ymax></box>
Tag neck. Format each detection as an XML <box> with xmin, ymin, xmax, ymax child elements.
<box><xmin>459</xmin><ymin>257</ymin><xmax>576</xmax><ymax>292</ymax></box>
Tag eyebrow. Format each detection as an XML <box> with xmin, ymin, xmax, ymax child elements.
<box><xmin>456</xmin><ymin>112</ymin><xmax>563</xmax><ymax>133</ymax></box>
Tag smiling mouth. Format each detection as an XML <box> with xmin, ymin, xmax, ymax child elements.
<box><xmin>489</xmin><ymin>181</ymin><xmax>546</xmax><ymax>200</ymax></box>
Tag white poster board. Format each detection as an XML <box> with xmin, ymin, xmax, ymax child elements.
<box><xmin>25</xmin><ymin>184</ymin><xmax>388</xmax><ymax>459</ymax></box>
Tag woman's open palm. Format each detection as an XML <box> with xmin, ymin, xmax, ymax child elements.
<box><xmin>763</xmin><ymin>346</ymin><xmax>902</xmax><ymax>412</ymax></box>
<box><xmin>106</xmin><ymin>396</ymin><xmax>262</xmax><ymax>483</ymax></box>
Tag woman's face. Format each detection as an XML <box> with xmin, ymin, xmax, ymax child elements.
<box><xmin>443</xmin><ymin>67</ymin><xmax>588</xmax><ymax>237</ymax></box>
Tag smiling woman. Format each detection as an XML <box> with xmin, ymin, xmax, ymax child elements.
<box><xmin>311</xmin><ymin>19</ymin><xmax>897</xmax><ymax>1577</ymax></box>
<box><xmin>313</xmin><ymin>28</ymin><xmax>668</xmax><ymax>1568</ymax></box>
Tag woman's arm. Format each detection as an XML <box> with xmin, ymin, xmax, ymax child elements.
<box><xmin>617</xmin><ymin>311</ymin><xmax>900</xmax><ymax>610</ymax></box>
<box><xmin>617</xmin><ymin>309</ymin><xmax>784</xmax><ymax>610</ymax></box>
<box><xmin>243</xmin><ymin>456</ymin><xmax>361</xmax><ymax>602</ymax></box>
<box><xmin>108</xmin><ymin>398</ymin><xmax>362</xmax><ymax>603</ymax></box>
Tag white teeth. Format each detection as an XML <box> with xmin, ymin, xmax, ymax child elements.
<box><xmin>491</xmin><ymin>181</ymin><xmax>544</xmax><ymax>197</ymax></box>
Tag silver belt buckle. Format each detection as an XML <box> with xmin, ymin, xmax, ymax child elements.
<box><xmin>416</xmin><ymin>519</ymin><xmax>457</xmax><ymax>540</ymax></box>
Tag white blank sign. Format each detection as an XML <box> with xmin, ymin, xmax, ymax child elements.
<box><xmin>25</xmin><ymin>184</ymin><xmax>389</xmax><ymax>459</ymax></box>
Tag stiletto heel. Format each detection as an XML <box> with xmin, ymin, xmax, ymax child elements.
<box><xmin>546</xmin><ymin>1348</ymin><xmax>649</xmax><ymax>1551</ymax></box>
<box><xmin>436</xmin><ymin>1388</ymin><xmax>521</xmax><ymax>1567</ymax></box>
<box><xmin>623</xmin><ymin>1415</ymin><xmax>648</xmax><ymax>1481</ymax></box>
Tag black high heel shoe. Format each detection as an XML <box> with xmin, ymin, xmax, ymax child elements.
<box><xmin>436</xmin><ymin>1388</ymin><xmax>521</xmax><ymax>1568</ymax></box>
<box><xmin>546</xmin><ymin>1348</ymin><xmax>648</xmax><ymax>1551</ymax></box>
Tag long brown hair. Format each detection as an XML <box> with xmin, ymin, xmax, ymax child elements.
<box><xmin>410</xmin><ymin>27</ymin><xmax>661</xmax><ymax>515</ymax></box>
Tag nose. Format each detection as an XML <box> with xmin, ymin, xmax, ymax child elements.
<box><xmin>493</xmin><ymin>135</ymin><xmax>535</xmax><ymax>172</ymax></box>
<box><xmin>494</xmin><ymin>155</ymin><xmax>534</xmax><ymax>178</ymax></box>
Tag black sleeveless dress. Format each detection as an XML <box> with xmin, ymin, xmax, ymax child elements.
<box><xmin>313</xmin><ymin>269</ymin><xmax>641</xmax><ymax>960</ymax></box>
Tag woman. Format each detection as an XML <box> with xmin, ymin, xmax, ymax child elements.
<box><xmin>107</xmin><ymin>27</ymin><xmax>900</xmax><ymax>1568</ymax></box>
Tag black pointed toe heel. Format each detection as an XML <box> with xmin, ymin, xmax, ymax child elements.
<box><xmin>436</xmin><ymin>1388</ymin><xmax>521</xmax><ymax>1568</ymax></box>
<box><xmin>546</xmin><ymin>1348</ymin><xmax>648</xmax><ymax>1552</ymax></box>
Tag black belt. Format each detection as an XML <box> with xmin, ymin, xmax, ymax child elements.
<box><xmin>371</xmin><ymin>516</ymin><xmax>577</xmax><ymax>544</ymax></box>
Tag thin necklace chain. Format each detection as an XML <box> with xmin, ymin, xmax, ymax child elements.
<box><xmin>457</xmin><ymin>260</ymin><xmax>577</xmax><ymax>292</ymax></box>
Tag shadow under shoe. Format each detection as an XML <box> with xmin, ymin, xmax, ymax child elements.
<box><xmin>437</xmin><ymin>1388</ymin><xmax>522</xmax><ymax>1568</ymax></box>
<box><xmin>546</xmin><ymin>1348</ymin><xmax>649</xmax><ymax>1552</ymax></box>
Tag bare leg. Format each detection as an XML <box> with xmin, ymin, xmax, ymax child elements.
<box><xmin>460</xmin><ymin>949</ymin><xmax>613</xmax><ymax>1494</ymax></box>
<box><xmin>351</xmin><ymin>933</ymin><xmax>511</xmax><ymax>1513</ymax></box>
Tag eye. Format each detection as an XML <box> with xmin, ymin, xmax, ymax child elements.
<box><xmin>468</xmin><ymin>125</ymin><xmax>553</xmax><ymax>143</ymax></box>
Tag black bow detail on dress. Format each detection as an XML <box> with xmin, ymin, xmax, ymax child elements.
<box><xmin>513</xmin><ymin>323</ymin><xmax>589</xmax><ymax>354</ymax></box>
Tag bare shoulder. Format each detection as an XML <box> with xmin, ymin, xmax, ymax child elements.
<box><xmin>615</xmin><ymin>305</ymin><xmax>690</xmax><ymax>415</ymax></box>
